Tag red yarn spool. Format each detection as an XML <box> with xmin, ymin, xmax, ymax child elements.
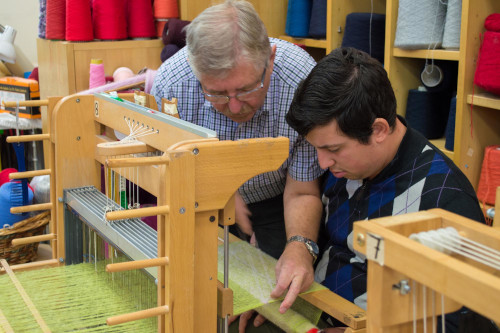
<box><xmin>128</xmin><ymin>0</ymin><xmax>157</xmax><ymax>39</ymax></box>
<box><xmin>154</xmin><ymin>0</ymin><xmax>179</xmax><ymax>19</ymax></box>
<box><xmin>93</xmin><ymin>0</ymin><xmax>128</xmax><ymax>40</ymax></box>
<box><xmin>65</xmin><ymin>0</ymin><xmax>93</xmax><ymax>41</ymax></box>
<box><xmin>156</xmin><ymin>20</ymin><xmax>168</xmax><ymax>38</ymax></box>
<box><xmin>473</xmin><ymin>13</ymin><xmax>500</xmax><ymax>96</ymax></box>
<box><xmin>477</xmin><ymin>145</ymin><xmax>500</xmax><ymax>205</ymax></box>
<box><xmin>45</xmin><ymin>0</ymin><xmax>66</xmax><ymax>40</ymax></box>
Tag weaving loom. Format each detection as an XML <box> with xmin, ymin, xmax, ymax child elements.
<box><xmin>1</xmin><ymin>93</ymin><xmax>368</xmax><ymax>333</ymax></box>
<box><xmin>353</xmin><ymin>208</ymin><xmax>500</xmax><ymax>332</ymax></box>
<box><xmin>0</xmin><ymin>92</ymin><xmax>290</xmax><ymax>332</ymax></box>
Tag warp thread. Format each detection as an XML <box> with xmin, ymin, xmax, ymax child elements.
<box><xmin>128</xmin><ymin>0</ymin><xmax>156</xmax><ymax>39</ymax></box>
<box><xmin>474</xmin><ymin>13</ymin><xmax>500</xmax><ymax>96</ymax></box>
<box><xmin>154</xmin><ymin>0</ymin><xmax>179</xmax><ymax>19</ymax></box>
<box><xmin>45</xmin><ymin>0</ymin><xmax>66</xmax><ymax>40</ymax></box>
<box><xmin>92</xmin><ymin>0</ymin><xmax>128</xmax><ymax>40</ymax></box>
<box><xmin>341</xmin><ymin>12</ymin><xmax>386</xmax><ymax>65</ymax></box>
<box><xmin>394</xmin><ymin>0</ymin><xmax>447</xmax><ymax>49</ymax></box>
<box><xmin>89</xmin><ymin>59</ymin><xmax>106</xmax><ymax>89</ymax></box>
<box><xmin>477</xmin><ymin>145</ymin><xmax>500</xmax><ymax>206</ymax></box>
<box><xmin>65</xmin><ymin>0</ymin><xmax>93</xmax><ymax>42</ymax></box>
<box><xmin>405</xmin><ymin>87</ymin><xmax>452</xmax><ymax>140</ymax></box>
<box><xmin>285</xmin><ymin>0</ymin><xmax>312</xmax><ymax>38</ymax></box>
<box><xmin>442</xmin><ymin>0</ymin><xmax>462</xmax><ymax>49</ymax></box>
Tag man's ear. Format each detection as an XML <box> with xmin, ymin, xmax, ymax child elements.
<box><xmin>372</xmin><ymin>118</ymin><xmax>390</xmax><ymax>143</ymax></box>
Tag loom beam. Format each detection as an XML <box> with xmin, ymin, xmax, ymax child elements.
<box><xmin>353</xmin><ymin>208</ymin><xmax>500</xmax><ymax>332</ymax></box>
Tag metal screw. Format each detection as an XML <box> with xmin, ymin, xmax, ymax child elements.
<box><xmin>179</xmin><ymin>207</ymin><xmax>186</xmax><ymax>214</ymax></box>
<box><xmin>393</xmin><ymin>279</ymin><xmax>411</xmax><ymax>295</ymax></box>
<box><xmin>357</xmin><ymin>233</ymin><xmax>365</xmax><ymax>246</ymax></box>
<box><xmin>209</xmin><ymin>216</ymin><xmax>216</xmax><ymax>222</ymax></box>
<box><xmin>58</xmin><ymin>197</ymin><xmax>63</xmax><ymax>202</ymax></box>
<box><xmin>76</xmin><ymin>136</ymin><xmax>81</xmax><ymax>141</ymax></box>
<box><xmin>194</xmin><ymin>202</ymin><xmax>199</xmax><ymax>208</ymax></box>
<box><xmin>76</xmin><ymin>99</ymin><xmax>80</xmax><ymax>103</ymax></box>
<box><xmin>193</xmin><ymin>148</ymin><xmax>199</xmax><ymax>155</ymax></box>
<box><xmin>59</xmin><ymin>258</ymin><xmax>64</xmax><ymax>263</ymax></box>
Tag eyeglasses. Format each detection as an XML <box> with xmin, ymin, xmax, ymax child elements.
<box><xmin>202</xmin><ymin>67</ymin><xmax>267</xmax><ymax>104</ymax></box>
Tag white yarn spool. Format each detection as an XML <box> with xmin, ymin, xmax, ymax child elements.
<box><xmin>442</xmin><ymin>0</ymin><xmax>462</xmax><ymax>49</ymax></box>
<box><xmin>394</xmin><ymin>0</ymin><xmax>447</xmax><ymax>49</ymax></box>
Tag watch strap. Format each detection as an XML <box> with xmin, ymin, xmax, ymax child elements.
<box><xmin>286</xmin><ymin>235</ymin><xmax>319</xmax><ymax>263</ymax></box>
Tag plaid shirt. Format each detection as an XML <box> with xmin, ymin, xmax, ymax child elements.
<box><xmin>151</xmin><ymin>38</ymin><xmax>323</xmax><ymax>203</ymax></box>
<box><xmin>315</xmin><ymin>117</ymin><xmax>485</xmax><ymax>310</ymax></box>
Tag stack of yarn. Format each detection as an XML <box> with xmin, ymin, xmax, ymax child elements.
<box><xmin>160</xmin><ymin>18</ymin><xmax>191</xmax><ymax>62</ymax></box>
<box><xmin>40</xmin><ymin>0</ymin><xmax>169</xmax><ymax>41</ymax></box>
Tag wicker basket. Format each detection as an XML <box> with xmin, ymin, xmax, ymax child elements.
<box><xmin>0</xmin><ymin>211</ymin><xmax>50</xmax><ymax>265</ymax></box>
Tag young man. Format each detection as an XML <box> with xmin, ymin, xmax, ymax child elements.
<box><xmin>151</xmin><ymin>0</ymin><xmax>324</xmax><ymax>323</ymax></box>
<box><xmin>286</xmin><ymin>47</ymin><xmax>490</xmax><ymax>332</ymax></box>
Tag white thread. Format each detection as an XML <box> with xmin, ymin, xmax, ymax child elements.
<box><xmin>410</xmin><ymin>227</ymin><xmax>500</xmax><ymax>270</ymax></box>
<box><xmin>423</xmin><ymin>285</ymin><xmax>427</xmax><ymax>333</ymax></box>
<box><xmin>432</xmin><ymin>290</ymin><xmax>436</xmax><ymax>333</ymax></box>
<box><xmin>441</xmin><ymin>294</ymin><xmax>446</xmax><ymax>333</ymax></box>
<box><xmin>413</xmin><ymin>280</ymin><xmax>417</xmax><ymax>333</ymax></box>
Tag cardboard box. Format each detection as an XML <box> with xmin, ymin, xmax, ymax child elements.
<box><xmin>0</xmin><ymin>77</ymin><xmax>40</xmax><ymax>119</ymax></box>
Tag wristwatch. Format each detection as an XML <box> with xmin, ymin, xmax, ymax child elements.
<box><xmin>287</xmin><ymin>235</ymin><xmax>319</xmax><ymax>264</ymax></box>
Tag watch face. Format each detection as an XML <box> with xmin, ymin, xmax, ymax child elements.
<box><xmin>307</xmin><ymin>241</ymin><xmax>319</xmax><ymax>255</ymax></box>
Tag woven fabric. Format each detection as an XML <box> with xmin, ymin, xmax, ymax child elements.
<box><xmin>218</xmin><ymin>240</ymin><xmax>324</xmax><ymax>332</ymax></box>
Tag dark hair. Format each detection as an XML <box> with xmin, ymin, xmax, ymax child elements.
<box><xmin>286</xmin><ymin>47</ymin><xmax>397</xmax><ymax>144</ymax></box>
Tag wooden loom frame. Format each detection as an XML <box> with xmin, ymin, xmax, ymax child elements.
<box><xmin>353</xmin><ymin>208</ymin><xmax>500</xmax><ymax>332</ymax></box>
<box><xmin>2</xmin><ymin>93</ymin><xmax>369</xmax><ymax>332</ymax></box>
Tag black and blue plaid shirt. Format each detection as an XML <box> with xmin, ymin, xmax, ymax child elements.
<box><xmin>315</xmin><ymin>117</ymin><xmax>485</xmax><ymax>309</ymax></box>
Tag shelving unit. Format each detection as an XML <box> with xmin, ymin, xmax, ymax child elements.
<box><xmin>279</xmin><ymin>0</ymin><xmax>385</xmax><ymax>55</ymax></box>
<box><xmin>385</xmin><ymin>0</ymin><xmax>500</xmax><ymax>189</ymax></box>
<box><xmin>179</xmin><ymin>0</ymin><xmax>288</xmax><ymax>38</ymax></box>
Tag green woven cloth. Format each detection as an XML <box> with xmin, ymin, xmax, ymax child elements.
<box><xmin>218</xmin><ymin>240</ymin><xmax>325</xmax><ymax>332</ymax></box>
<box><xmin>0</xmin><ymin>262</ymin><xmax>157</xmax><ymax>332</ymax></box>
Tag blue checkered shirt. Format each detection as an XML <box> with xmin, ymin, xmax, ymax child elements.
<box><xmin>151</xmin><ymin>38</ymin><xmax>323</xmax><ymax>204</ymax></box>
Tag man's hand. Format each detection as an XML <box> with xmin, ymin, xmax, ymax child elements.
<box><xmin>228</xmin><ymin>310</ymin><xmax>267</xmax><ymax>333</ymax></box>
<box><xmin>271</xmin><ymin>241</ymin><xmax>315</xmax><ymax>314</ymax></box>
<box><xmin>235</xmin><ymin>191</ymin><xmax>253</xmax><ymax>236</ymax></box>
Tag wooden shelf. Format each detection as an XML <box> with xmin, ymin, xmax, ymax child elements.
<box><xmin>393</xmin><ymin>48</ymin><xmax>460</xmax><ymax>61</ymax></box>
<box><xmin>279</xmin><ymin>35</ymin><xmax>327</xmax><ymax>49</ymax></box>
<box><xmin>429</xmin><ymin>137</ymin><xmax>454</xmax><ymax>160</ymax></box>
<box><xmin>466</xmin><ymin>93</ymin><xmax>500</xmax><ymax>110</ymax></box>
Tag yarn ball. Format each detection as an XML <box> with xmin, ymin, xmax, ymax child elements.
<box><xmin>484</xmin><ymin>13</ymin><xmax>500</xmax><ymax>32</ymax></box>
<box><xmin>30</xmin><ymin>175</ymin><xmax>51</xmax><ymax>204</ymax></box>
<box><xmin>0</xmin><ymin>181</ymin><xmax>34</xmax><ymax>228</ymax></box>
<box><xmin>144</xmin><ymin>69</ymin><xmax>157</xmax><ymax>94</ymax></box>
<box><xmin>161</xmin><ymin>18</ymin><xmax>190</xmax><ymax>47</ymax></box>
<box><xmin>0</xmin><ymin>168</ymin><xmax>17</xmax><ymax>186</ymax></box>
<box><xmin>161</xmin><ymin>44</ymin><xmax>180</xmax><ymax>62</ymax></box>
<box><xmin>113</xmin><ymin>67</ymin><xmax>135</xmax><ymax>82</ymax></box>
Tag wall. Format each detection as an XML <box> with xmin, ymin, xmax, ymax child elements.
<box><xmin>0</xmin><ymin>0</ymin><xmax>39</xmax><ymax>75</ymax></box>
